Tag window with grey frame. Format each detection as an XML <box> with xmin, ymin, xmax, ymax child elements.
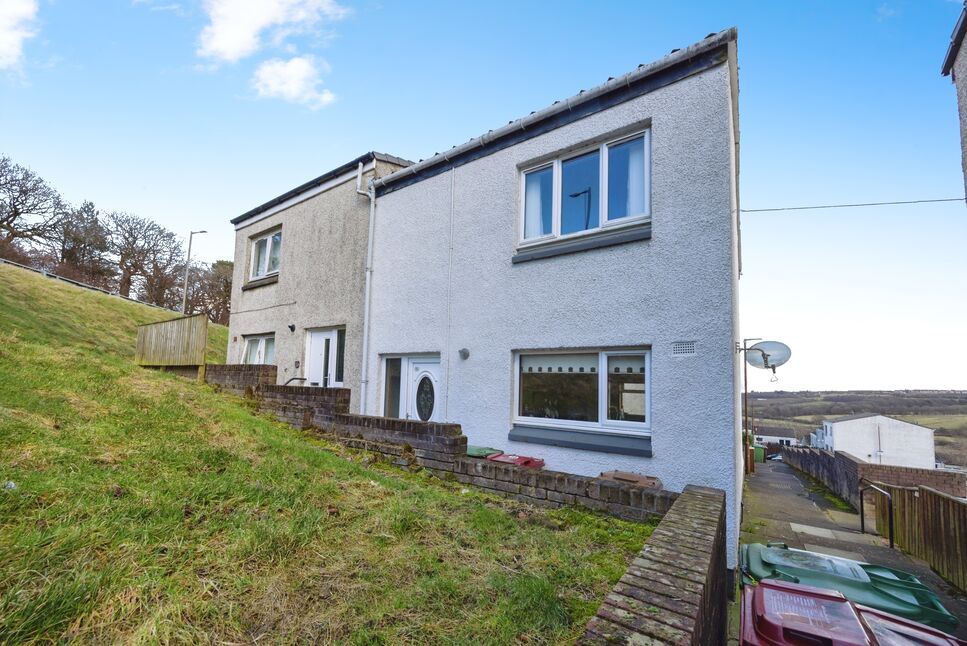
<box><xmin>516</xmin><ymin>349</ymin><xmax>650</xmax><ymax>432</ymax></box>
<box><xmin>521</xmin><ymin>131</ymin><xmax>650</xmax><ymax>243</ymax></box>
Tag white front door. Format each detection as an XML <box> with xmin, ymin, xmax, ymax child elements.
<box><xmin>305</xmin><ymin>329</ymin><xmax>344</xmax><ymax>387</ymax></box>
<box><xmin>405</xmin><ymin>358</ymin><xmax>441</xmax><ymax>422</ymax></box>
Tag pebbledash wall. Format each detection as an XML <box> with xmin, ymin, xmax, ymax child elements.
<box><xmin>364</xmin><ymin>30</ymin><xmax>742</xmax><ymax>567</ymax></box>
<box><xmin>227</xmin><ymin>155</ymin><xmax>409</xmax><ymax>412</ymax></box>
<box><xmin>782</xmin><ymin>447</ymin><xmax>967</xmax><ymax>509</ymax></box>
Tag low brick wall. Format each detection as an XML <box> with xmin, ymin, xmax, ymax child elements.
<box><xmin>580</xmin><ymin>485</ymin><xmax>727</xmax><ymax>645</ymax></box>
<box><xmin>207</xmin><ymin>367</ymin><xmax>677</xmax><ymax>522</ymax></box>
<box><xmin>205</xmin><ymin>364</ymin><xmax>277</xmax><ymax>395</ymax></box>
<box><xmin>782</xmin><ymin>447</ymin><xmax>967</xmax><ymax>508</ymax></box>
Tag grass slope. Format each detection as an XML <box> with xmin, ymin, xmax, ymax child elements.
<box><xmin>0</xmin><ymin>264</ymin><xmax>651</xmax><ymax>644</ymax></box>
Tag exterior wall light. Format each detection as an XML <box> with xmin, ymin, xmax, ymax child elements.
<box><xmin>459</xmin><ymin>348</ymin><xmax>470</xmax><ymax>360</ymax></box>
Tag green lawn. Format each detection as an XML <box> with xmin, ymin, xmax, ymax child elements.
<box><xmin>0</xmin><ymin>264</ymin><xmax>650</xmax><ymax>644</ymax></box>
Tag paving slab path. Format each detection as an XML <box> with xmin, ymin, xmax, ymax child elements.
<box><xmin>741</xmin><ymin>459</ymin><xmax>967</xmax><ymax>639</ymax></box>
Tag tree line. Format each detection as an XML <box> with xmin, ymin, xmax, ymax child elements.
<box><xmin>0</xmin><ymin>155</ymin><xmax>231</xmax><ymax>324</ymax></box>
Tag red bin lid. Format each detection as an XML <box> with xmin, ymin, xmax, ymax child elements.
<box><xmin>742</xmin><ymin>579</ymin><xmax>966</xmax><ymax>646</ymax></box>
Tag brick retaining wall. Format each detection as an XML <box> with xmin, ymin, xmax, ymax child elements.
<box><xmin>782</xmin><ymin>447</ymin><xmax>967</xmax><ymax>508</ymax></box>
<box><xmin>208</xmin><ymin>368</ymin><xmax>677</xmax><ymax>522</ymax></box>
<box><xmin>580</xmin><ymin>485</ymin><xmax>727</xmax><ymax>645</ymax></box>
<box><xmin>205</xmin><ymin>364</ymin><xmax>277</xmax><ymax>395</ymax></box>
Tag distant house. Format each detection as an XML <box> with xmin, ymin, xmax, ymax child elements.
<box><xmin>810</xmin><ymin>414</ymin><xmax>935</xmax><ymax>470</ymax></box>
<box><xmin>753</xmin><ymin>428</ymin><xmax>801</xmax><ymax>447</ymax></box>
<box><xmin>942</xmin><ymin>3</ymin><xmax>967</xmax><ymax>195</ymax></box>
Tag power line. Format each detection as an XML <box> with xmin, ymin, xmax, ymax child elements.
<box><xmin>740</xmin><ymin>197</ymin><xmax>964</xmax><ymax>213</ymax></box>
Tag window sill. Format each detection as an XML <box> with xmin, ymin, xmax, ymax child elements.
<box><xmin>512</xmin><ymin>220</ymin><xmax>651</xmax><ymax>264</ymax></box>
<box><xmin>509</xmin><ymin>424</ymin><xmax>652</xmax><ymax>457</ymax></box>
<box><xmin>242</xmin><ymin>274</ymin><xmax>279</xmax><ymax>291</ymax></box>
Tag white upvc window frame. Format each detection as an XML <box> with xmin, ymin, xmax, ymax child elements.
<box><xmin>242</xmin><ymin>334</ymin><xmax>275</xmax><ymax>365</ymax></box>
<box><xmin>512</xmin><ymin>348</ymin><xmax>652</xmax><ymax>436</ymax></box>
<box><xmin>518</xmin><ymin>129</ymin><xmax>651</xmax><ymax>247</ymax></box>
<box><xmin>250</xmin><ymin>228</ymin><xmax>282</xmax><ymax>280</ymax></box>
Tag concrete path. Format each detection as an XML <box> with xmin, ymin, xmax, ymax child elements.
<box><xmin>741</xmin><ymin>460</ymin><xmax>967</xmax><ymax>639</ymax></box>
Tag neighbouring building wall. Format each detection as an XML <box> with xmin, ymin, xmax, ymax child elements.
<box><xmin>365</xmin><ymin>55</ymin><xmax>741</xmax><ymax>565</ymax></box>
<box><xmin>227</xmin><ymin>159</ymin><xmax>403</xmax><ymax>411</ymax></box>
<box><xmin>953</xmin><ymin>40</ymin><xmax>967</xmax><ymax>197</ymax></box>
<box><xmin>782</xmin><ymin>448</ymin><xmax>966</xmax><ymax>508</ymax></box>
<box><xmin>829</xmin><ymin>416</ymin><xmax>935</xmax><ymax>470</ymax></box>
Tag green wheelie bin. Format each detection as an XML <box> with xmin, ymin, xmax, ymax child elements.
<box><xmin>740</xmin><ymin>542</ymin><xmax>959</xmax><ymax>634</ymax></box>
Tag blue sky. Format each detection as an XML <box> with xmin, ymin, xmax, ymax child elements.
<box><xmin>2</xmin><ymin>0</ymin><xmax>966</xmax><ymax>391</ymax></box>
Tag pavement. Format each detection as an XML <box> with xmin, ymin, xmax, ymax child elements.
<box><xmin>737</xmin><ymin>459</ymin><xmax>967</xmax><ymax>640</ymax></box>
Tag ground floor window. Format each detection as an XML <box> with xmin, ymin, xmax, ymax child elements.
<box><xmin>243</xmin><ymin>334</ymin><xmax>275</xmax><ymax>365</ymax></box>
<box><xmin>516</xmin><ymin>348</ymin><xmax>650</xmax><ymax>433</ymax></box>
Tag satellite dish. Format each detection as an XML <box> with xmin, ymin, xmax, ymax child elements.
<box><xmin>746</xmin><ymin>341</ymin><xmax>791</xmax><ymax>370</ymax></box>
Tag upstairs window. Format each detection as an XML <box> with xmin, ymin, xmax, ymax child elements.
<box><xmin>521</xmin><ymin>130</ymin><xmax>650</xmax><ymax>243</ymax></box>
<box><xmin>251</xmin><ymin>229</ymin><xmax>282</xmax><ymax>279</ymax></box>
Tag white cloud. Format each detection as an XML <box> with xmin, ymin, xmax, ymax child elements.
<box><xmin>252</xmin><ymin>55</ymin><xmax>335</xmax><ymax>109</ymax></box>
<box><xmin>198</xmin><ymin>0</ymin><xmax>348</xmax><ymax>63</ymax></box>
<box><xmin>0</xmin><ymin>0</ymin><xmax>38</xmax><ymax>70</ymax></box>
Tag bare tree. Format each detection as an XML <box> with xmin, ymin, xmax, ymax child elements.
<box><xmin>106</xmin><ymin>212</ymin><xmax>157</xmax><ymax>297</ymax></box>
<box><xmin>0</xmin><ymin>156</ymin><xmax>66</xmax><ymax>245</ymax></box>
<box><xmin>38</xmin><ymin>201</ymin><xmax>115</xmax><ymax>287</ymax></box>
<box><xmin>186</xmin><ymin>259</ymin><xmax>233</xmax><ymax>324</ymax></box>
<box><xmin>137</xmin><ymin>226</ymin><xmax>184</xmax><ymax>308</ymax></box>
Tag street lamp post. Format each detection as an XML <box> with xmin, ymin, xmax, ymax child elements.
<box><xmin>181</xmin><ymin>230</ymin><xmax>207</xmax><ymax>314</ymax></box>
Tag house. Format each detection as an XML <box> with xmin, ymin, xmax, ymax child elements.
<box><xmin>810</xmin><ymin>414</ymin><xmax>936</xmax><ymax>470</ymax></box>
<box><xmin>226</xmin><ymin>29</ymin><xmax>742</xmax><ymax>567</ymax></box>
<box><xmin>227</xmin><ymin>152</ymin><xmax>410</xmax><ymax>411</ymax></box>
<box><xmin>942</xmin><ymin>2</ymin><xmax>967</xmax><ymax>195</ymax></box>
<box><xmin>753</xmin><ymin>428</ymin><xmax>801</xmax><ymax>447</ymax></box>
<box><xmin>363</xmin><ymin>29</ymin><xmax>742</xmax><ymax>563</ymax></box>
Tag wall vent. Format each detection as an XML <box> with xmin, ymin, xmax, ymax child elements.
<box><xmin>672</xmin><ymin>341</ymin><xmax>696</xmax><ymax>356</ymax></box>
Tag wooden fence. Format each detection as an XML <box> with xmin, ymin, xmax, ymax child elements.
<box><xmin>136</xmin><ymin>314</ymin><xmax>208</xmax><ymax>368</ymax></box>
<box><xmin>873</xmin><ymin>482</ymin><xmax>967</xmax><ymax>593</ymax></box>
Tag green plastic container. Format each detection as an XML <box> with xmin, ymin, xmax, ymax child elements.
<box><xmin>741</xmin><ymin>543</ymin><xmax>959</xmax><ymax>634</ymax></box>
<box><xmin>466</xmin><ymin>445</ymin><xmax>501</xmax><ymax>458</ymax></box>
<box><xmin>754</xmin><ymin>446</ymin><xmax>765</xmax><ymax>463</ymax></box>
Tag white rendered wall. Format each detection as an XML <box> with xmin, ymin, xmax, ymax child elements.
<box><xmin>366</xmin><ymin>63</ymin><xmax>740</xmax><ymax>565</ymax></box>
<box><xmin>830</xmin><ymin>416</ymin><xmax>936</xmax><ymax>469</ymax></box>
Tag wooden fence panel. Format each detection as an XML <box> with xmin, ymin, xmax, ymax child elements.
<box><xmin>873</xmin><ymin>482</ymin><xmax>967</xmax><ymax>594</ymax></box>
<box><xmin>135</xmin><ymin>314</ymin><xmax>208</xmax><ymax>366</ymax></box>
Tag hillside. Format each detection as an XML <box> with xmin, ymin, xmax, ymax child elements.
<box><xmin>750</xmin><ymin>390</ymin><xmax>967</xmax><ymax>466</ymax></box>
<box><xmin>0</xmin><ymin>263</ymin><xmax>649</xmax><ymax>644</ymax></box>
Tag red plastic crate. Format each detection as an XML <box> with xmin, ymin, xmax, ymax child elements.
<box><xmin>485</xmin><ymin>453</ymin><xmax>544</xmax><ymax>469</ymax></box>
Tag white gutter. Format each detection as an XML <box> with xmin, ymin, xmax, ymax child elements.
<box><xmin>357</xmin><ymin>161</ymin><xmax>377</xmax><ymax>414</ymax></box>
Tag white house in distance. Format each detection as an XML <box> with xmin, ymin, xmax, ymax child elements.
<box><xmin>753</xmin><ymin>428</ymin><xmax>801</xmax><ymax>447</ymax></box>
<box><xmin>810</xmin><ymin>414</ymin><xmax>936</xmax><ymax>469</ymax></box>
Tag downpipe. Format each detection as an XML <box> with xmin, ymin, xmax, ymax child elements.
<box><xmin>357</xmin><ymin>162</ymin><xmax>376</xmax><ymax>414</ymax></box>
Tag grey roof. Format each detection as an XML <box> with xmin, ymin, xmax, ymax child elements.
<box><xmin>231</xmin><ymin>151</ymin><xmax>412</xmax><ymax>225</ymax></box>
<box><xmin>942</xmin><ymin>2</ymin><xmax>967</xmax><ymax>77</ymax></box>
<box><xmin>372</xmin><ymin>27</ymin><xmax>738</xmax><ymax>195</ymax></box>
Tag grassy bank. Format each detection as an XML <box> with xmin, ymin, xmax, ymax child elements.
<box><xmin>0</xmin><ymin>263</ymin><xmax>651</xmax><ymax>644</ymax></box>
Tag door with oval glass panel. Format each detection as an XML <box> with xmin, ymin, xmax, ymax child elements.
<box><xmin>382</xmin><ymin>355</ymin><xmax>442</xmax><ymax>422</ymax></box>
<box><xmin>407</xmin><ymin>358</ymin><xmax>441</xmax><ymax>422</ymax></box>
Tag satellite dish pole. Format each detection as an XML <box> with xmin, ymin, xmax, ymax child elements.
<box><xmin>737</xmin><ymin>339</ymin><xmax>792</xmax><ymax>470</ymax></box>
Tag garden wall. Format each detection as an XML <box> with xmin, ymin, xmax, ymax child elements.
<box><xmin>205</xmin><ymin>364</ymin><xmax>277</xmax><ymax>395</ymax></box>
<box><xmin>580</xmin><ymin>485</ymin><xmax>728</xmax><ymax>645</ymax></box>
<box><xmin>781</xmin><ymin>447</ymin><xmax>966</xmax><ymax>508</ymax></box>
<box><xmin>209</xmin><ymin>375</ymin><xmax>678</xmax><ymax>522</ymax></box>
